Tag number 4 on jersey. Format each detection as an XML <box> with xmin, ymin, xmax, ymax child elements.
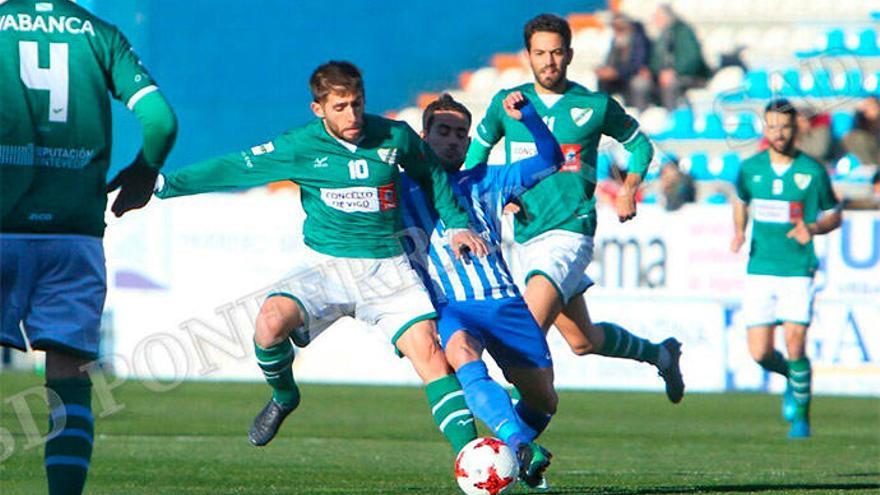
<box><xmin>19</xmin><ymin>41</ymin><xmax>69</xmax><ymax>123</ymax></box>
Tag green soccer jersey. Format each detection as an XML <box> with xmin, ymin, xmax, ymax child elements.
<box><xmin>157</xmin><ymin>115</ymin><xmax>470</xmax><ymax>259</ymax></box>
<box><xmin>736</xmin><ymin>150</ymin><xmax>839</xmax><ymax>277</ymax></box>
<box><xmin>0</xmin><ymin>0</ymin><xmax>159</xmax><ymax>237</ymax></box>
<box><xmin>465</xmin><ymin>81</ymin><xmax>639</xmax><ymax>241</ymax></box>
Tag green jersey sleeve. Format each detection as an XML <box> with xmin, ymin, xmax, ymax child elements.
<box><xmin>464</xmin><ymin>90</ymin><xmax>506</xmax><ymax>168</ymax></box>
<box><xmin>735</xmin><ymin>165</ymin><xmax>751</xmax><ymax>202</ymax></box>
<box><xmin>601</xmin><ymin>96</ymin><xmax>639</xmax><ymax>143</ymax></box>
<box><xmin>105</xmin><ymin>27</ymin><xmax>157</xmax><ymax>108</ymax></box>
<box><xmin>815</xmin><ymin>165</ymin><xmax>840</xmax><ymax>211</ymax></box>
<box><xmin>399</xmin><ymin>126</ymin><xmax>470</xmax><ymax>229</ymax></box>
<box><xmin>157</xmin><ymin>133</ymin><xmax>298</xmax><ymax>198</ymax></box>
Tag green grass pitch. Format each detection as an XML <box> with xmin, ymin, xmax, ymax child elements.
<box><xmin>1</xmin><ymin>371</ymin><xmax>878</xmax><ymax>494</ymax></box>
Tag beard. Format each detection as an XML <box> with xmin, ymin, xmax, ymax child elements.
<box><xmin>534</xmin><ymin>66</ymin><xmax>566</xmax><ymax>91</ymax></box>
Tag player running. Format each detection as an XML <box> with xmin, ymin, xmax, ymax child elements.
<box><xmin>401</xmin><ymin>92</ymin><xmax>562</xmax><ymax>488</ymax></box>
<box><xmin>464</xmin><ymin>13</ymin><xmax>684</xmax><ymax>402</ymax></box>
<box><xmin>0</xmin><ymin>1</ymin><xmax>177</xmax><ymax>493</ymax></box>
<box><xmin>731</xmin><ymin>99</ymin><xmax>842</xmax><ymax>439</ymax></box>
<box><xmin>153</xmin><ymin>61</ymin><xmax>487</xmax><ymax>453</ymax></box>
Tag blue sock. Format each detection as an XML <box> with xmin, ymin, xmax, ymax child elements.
<box><xmin>515</xmin><ymin>399</ymin><xmax>552</xmax><ymax>438</ymax></box>
<box><xmin>456</xmin><ymin>361</ymin><xmax>528</xmax><ymax>451</ymax></box>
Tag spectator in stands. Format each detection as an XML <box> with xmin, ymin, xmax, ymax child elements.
<box><xmin>873</xmin><ymin>169</ymin><xmax>880</xmax><ymax>201</ymax></box>
<box><xmin>643</xmin><ymin>4</ymin><xmax>711</xmax><ymax>110</ymax></box>
<box><xmin>659</xmin><ymin>159</ymin><xmax>695</xmax><ymax>211</ymax></box>
<box><xmin>595</xmin><ymin>14</ymin><xmax>652</xmax><ymax>111</ymax></box>
<box><xmin>795</xmin><ymin>107</ymin><xmax>833</xmax><ymax>161</ymax></box>
<box><xmin>843</xmin><ymin>95</ymin><xmax>880</xmax><ymax>165</ymax></box>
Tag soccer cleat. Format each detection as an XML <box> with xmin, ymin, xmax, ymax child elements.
<box><xmin>517</xmin><ymin>442</ymin><xmax>552</xmax><ymax>489</ymax></box>
<box><xmin>782</xmin><ymin>383</ymin><xmax>797</xmax><ymax>422</ymax></box>
<box><xmin>788</xmin><ymin>419</ymin><xmax>811</xmax><ymax>439</ymax></box>
<box><xmin>658</xmin><ymin>338</ymin><xmax>685</xmax><ymax>404</ymax></box>
<box><xmin>248</xmin><ymin>398</ymin><xmax>298</xmax><ymax>447</ymax></box>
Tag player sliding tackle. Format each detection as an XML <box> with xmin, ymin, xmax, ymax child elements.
<box><xmin>401</xmin><ymin>92</ymin><xmax>563</xmax><ymax>488</ymax></box>
<box><xmin>465</xmin><ymin>14</ymin><xmax>685</xmax><ymax>402</ymax></box>
<box><xmin>150</xmin><ymin>61</ymin><xmax>487</xmax><ymax>452</ymax></box>
<box><xmin>731</xmin><ymin>99</ymin><xmax>842</xmax><ymax>439</ymax></box>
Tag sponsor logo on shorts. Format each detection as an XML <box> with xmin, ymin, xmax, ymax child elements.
<box><xmin>320</xmin><ymin>183</ymin><xmax>397</xmax><ymax>213</ymax></box>
<box><xmin>560</xmin><ymin>144</ymin><xmax>582</xmax><ymax>172</ymax></box>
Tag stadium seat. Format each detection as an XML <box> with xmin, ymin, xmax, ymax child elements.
<box><xmin>718</xmin><ymin>153</ymin><xmax>742</xmax><ymax>182</ymax></box>
<box><xmin>664</xmin><ymin>108</ymin><xmax>697</xmax><ymax>140</ymax></box>
<box><xmin>857</xmin><ymin>29</ymin><xmax>880</xmax><ymax>56</ymax></box>
<box><xmin>808</xmin><ymin>69</ymin><xmax>834</xmax><ymax>98</ymax></box>
<box><xmin>746</xmin><ymin>70</ymin><xmax>772</xmax><ymax>99</ymax></box>
<box><xmin>824</xmin><ymin>29</ymin><xmax>847</xmax><ymax>52</ymax></box>
<box><xmin>699</xmin><ymin>112</ymin><xmax>727</xmax><ymax>140</ymax></box>
<box><xmin>683</xmin><ymin>153</ymin><xmax>711</xmax><ymax>180</ymax></box>
<box><xmin>728</xmin><ymin>113</ymin><xmax>761</xmax><ymax>141</ymax></box>
<box><xmin>835</xmin><ymin>153</ymin><xmax>862</xmax><ymax>178</ymax></box>
<box><xmin>831</xmin><ymin>112</ymin><xmax>855</xmax><ymax>139</ymax></box>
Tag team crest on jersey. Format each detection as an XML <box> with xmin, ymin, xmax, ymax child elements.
<box><xmin>560</xmin><ymin>144</ymin><xmax>582</xmax><ymax>172</ymax></box>
<box><xmin>569</xmin><ymin>107</ymin><xmax>594</xmax><ymax>127</ymax></box>
<box><xmin>794</xmin><ymin>173</ymin><xmax>812</xmax><ymax>190</ymax></box>
<box><xmin>251</xmin><ymin>142</ymin><xmax>275</xmax><ymax>156</ymax></box>
<box><xmin>377</xmin><ymin>148</ymin><xmax>398</xmax><ymax>166</ymax></box>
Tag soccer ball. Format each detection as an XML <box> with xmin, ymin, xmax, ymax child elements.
<box><xmin>454</xmin><ymin>437</ymin><xmax>518</xmax><ymax>495</ymax></box>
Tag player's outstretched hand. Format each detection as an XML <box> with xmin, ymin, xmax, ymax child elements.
<box><xmin>730</xmin><ymin>232</ymin><xmax>746</xmax><ymax>253</ymax></box>
<box><xmin>502</xmin><ymin>91</ymin><xmax>528</xmax><ymax>121</ymax></box>
<box><xmin>615</xmin><ymin>186</ymin><xmax>638</xmax><ymax>223</ymax></box>
<box><xmin>786</xmin><ymin>220</ymin><xmax>812</xmax><ymax>245</ymax></box>
<box><xmin>449</xmin><ymin>229</ymin><xmax>489</xmax><ymax>261</ymax></box>
<box><xmin>107</xmin><ymin>153</ymin><xmax>159</xmax><ymax>218</ymax></box>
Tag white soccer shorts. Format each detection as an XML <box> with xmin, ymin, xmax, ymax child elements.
<box><xmin>519</xmin><ymin>229</ymin><xmax>595</xmax><ymax>304</ymax></box>
<box><xmin>267</xmin><ymin>248</ymin><xmax>436</xmax><ymax>355</ymax></box>
<box><xmin>742</xmin><ymin>274</ymin><xmax>816</xmax><ymax>328</ymax></box>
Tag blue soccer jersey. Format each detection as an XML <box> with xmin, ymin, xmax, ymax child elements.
<box><xmin>400</xmin><ymin>102</ymin><xmax>562</xmax><ymax>304</ymax></box>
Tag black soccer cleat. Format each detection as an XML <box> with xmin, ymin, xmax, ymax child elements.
<box><xmin>248</xmin><ymin>398</ymin><xmax>298</xmax><ymax>447</ymax></box>
<box><xmin>658</xmin><ymin>338</ymin><xmax>685</xmax><ymax>404</ymax></box>
<box><xmin>517</xmin><ymin>442</ymin><xmax>552</xmax><ymax>489</ymax></box>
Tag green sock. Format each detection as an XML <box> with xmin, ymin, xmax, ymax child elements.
<box><xmin>758</xmin><ymin>350</ymin><xmax>789</xmax><ymax>377</ymax></box>
<box><xmin>597</xmin><ymin>322</ymin><xmax>661</xmax><ymax>365</ymax></box>
<box><xmin>425</xmin><ymin>374</ymin><xmax>477</xmax><ymax>452</ymax></box>
<box><xmin>788</xmin><ymin>357</ymin><xmax>812</xmax><ymax>421</ymax></box>
<box><xmin>254</xmin><ymin>339</ymin><xmax>300</xmax><ymax>407</ymax></box>
<box><xmin>45</xmin><ymin>378</ymin><xmax>93</xmax><ymax>495</ymax></box>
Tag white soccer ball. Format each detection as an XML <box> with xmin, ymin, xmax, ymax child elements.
<box><xmin>454</xmin><ymin>437</ymin><xmax>518</xmax><ymax>495</ymax></box>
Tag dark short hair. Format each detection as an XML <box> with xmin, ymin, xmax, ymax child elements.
<box><xmin>422</xmin><ymin>93</ymin><xmax>471</xmax><ymax>133</ymax></box>
<box><xmin>309</xmin><ymin>61</ymin><xmax>364</xmax><ymax>102</ymax></box>
<box><xmin>523</xmin><ymin>13</ymin><xmax>572</xmax><ymax>51</ymax></box>
<box><xmin>765</xmin><ymin>98</ymin><xmax>798</xmax><ymax>120</ymax></box>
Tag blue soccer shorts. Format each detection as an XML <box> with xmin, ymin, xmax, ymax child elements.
<box><xmin>1</xmin><ymin>235</ymin><xmax>106</xmax><ymax>359</ymax></box>
<box><xmin>436</xmin><ymin>296</ymin><xmax>552</xmax><ymax>369</ymax></box>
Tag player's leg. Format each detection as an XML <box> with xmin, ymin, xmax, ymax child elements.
<box><xmin>248</xmin><ymin>294</ymin><xmax>306</xmax><ymax>446</ymax></box>
<box><xmin>522</xmin><ymin>273</ymin><xmax>564</xmax><ymax>331</ymax></box>
<box><xmin>778</xmin><ymin>276</ymin><xmax>815</xmax><ymax>438</ymax></box>
<box><xmin>747</xmin><ymin>325</ymin><xmax>787</xmax><ymax>376</ymax></box>
<box><xmin>554</xmin><ymin>294</ymin><xmax>685</xmax><ymax>402</ymax></box>
<box><xmin>395</xmin><ymin>319</ymin><xmax>477</xmax><ymax>452</ymax></box>
<box><xmin>44</xmin><ymin>352</ymin><xmax>94</xmax><ymax>495</ymax></box>
<box><xmin>444</xmin><ymin>328</ymin><xmax>531</xmax><ymax>452</ymax></box>
<box><xmin>783</xmin><ymin>322</ymin><xmax>811</xmax><ymax>437</ymax></box>
<box><xmin>744</xmin><ymin>275</ymin><xmax>788</xmax><ymax>377</ymax></box>
<box><xmin>21</xmin><ymin>238</ymin><xmax>106</xmax><ymax>495</ymax></box>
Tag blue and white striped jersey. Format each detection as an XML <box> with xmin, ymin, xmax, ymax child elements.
<box><xmin>400</xmin><ymin>102</ymin><xmax>562</xmax><ymax>303</ymax></box>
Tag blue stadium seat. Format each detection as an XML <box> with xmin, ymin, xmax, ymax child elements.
<box><xmin>779</xmin><ymin>69</ymin><xmax>803</xmax><ymax>97</ymax></box>
<box><xmin>857</xmin><ymin>29</ymin><xmax>880</xmax><ymax>56</ymax></box>
<box><xmin>718</xmin><ymin>153</ymin><xmax>741</xmax><ymax>183</ymax></box>
<box><xmin>809</xmin><ymin>69</ymin><xmax>834</xmax><ymax>98</ymax></box>
<box><xmin>686</xmin><ymin>153</ymin><xmax>711</xmax><ymax>180</ymax></box>
<box><xmin>667</xmin><ymin>108</ymin><xmax>696</xmax><ymax>139</ymax></box>
<box><xmin>831</xmin><ymin>112</ymin><xmax>855</xmax><ymax>139</ymax></box>
<box><xmin>702</xmin><ymin>192</ymin><xmax>730</xmax><ymax>204</ymax></box>
<box><xmin>825</xmin><ymin>29</ymin><xmax>847</xmax><ymax>52</ymax></box>
<box><xmin>700</xmin><ymin>113</ymin><xmax>727</xmax><ymax>139</ymax></box>
<box><xmin>834</xmin><ymin>153</ymin><xmax>862</xmax><ymax>179</ymax></box>
<box><xmin>745</xmin><ymin>70</ymin><xmax>772</xmax><ymax>99</ymax></box>
<box><xmin>838</xmin><ymin>70</ymin><xmax>865</xmax><ymax>97</ymax></box>
<box><xmin>730</xmin><ymin>113</ymin><xmax>760</xmax><ymax>141</ymax></box>
<box><xmin>596</xmin><ymin>153</ymin><xmax>612</xmax><ymax>181</ymax></box>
